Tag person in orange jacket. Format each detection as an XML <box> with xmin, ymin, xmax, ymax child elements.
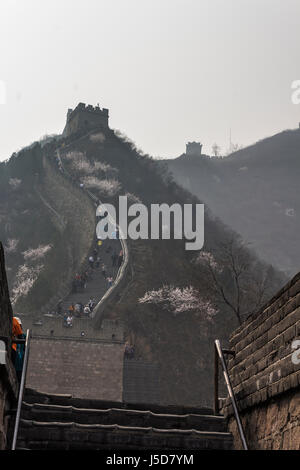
<box><xmin>12</xmin><ymin>317</ymin><xmax>23</xmax><ymax>364</ymax></box>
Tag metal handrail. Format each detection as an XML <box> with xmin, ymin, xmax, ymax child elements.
<box><xmin>11</xmin><ymin>329</ymin><xmax>31</xmax><ymax>450</ymax></box>
<box><xmin>214</xmin><ymin>339</ymin><xmax>248</xmax><ymax>450</ymax></box>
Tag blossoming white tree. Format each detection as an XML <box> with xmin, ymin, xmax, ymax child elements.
<box><xmin>9</xmin><ymin>178</ymin><xmax>22</xmax><ymax>190</ymax></box>
<box><xmin>66</xmin><ymin>151</ymin><xmax>118</xmax><ymax>177</ymax></box>
<box><xmin>71</xmin><ymin>159</ymin><xmax>94</xmax><ymax>174</ymax></box>
<box><xmin>23</xmin><ymin>244</ymin><xmax>52</xmax><ymax>261</ymax></box>
<box><xmin>195</xmin><ymin>251</ymin><xmax>221</xmax><ymax>272</ymax></box>
<box><xmin>124</xmin><ymin>192</ymin><xmax>142</xmax><ymax>204</ymax></box>
<box><xmin>93</xmin><ymin>161</ymin><xmax>118</xmax><ymax>175</ymax></box>
<box><xmin>65</xmin><ymin>151</ymin><xmax>86</xmax><ymax>161</ymax></box>
<box><xmin>82</xmin><ymin>176</ymin><xmax>121</xmax><ymax>197</ymax></box>
<box><xmin>4</xmin><ymin>238</ymin><xmax>19</xmax><ymax>253</ymax></box>
<box><xmin>139</xmin><ymin>285</ymin><xmax>217</xmax><ymax>319</ymax></box>
<box><xmin>11</xmin><ymin>264</ymin><xmax>44</xmax><ymax>305</ymax></box>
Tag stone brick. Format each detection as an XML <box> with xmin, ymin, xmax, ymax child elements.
<box><xmin>227</xmin><ymin>388</ymin><xmax>300</xmax><ymax>450</ymax></box>
<box><xmin>265</xmin><ymin>401</ymin><xmax>278</xmax><ymax>436</ymax></box>
<box><xmin>289</xmin><ymin>279</ymin><xmax>300</xmax><ymax>298</ymax></box>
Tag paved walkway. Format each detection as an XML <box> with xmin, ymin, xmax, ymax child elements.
<box><xmin>60</xmin><ymin>237</ymin><xmax>122</xmax><ymax>320</ymax></box>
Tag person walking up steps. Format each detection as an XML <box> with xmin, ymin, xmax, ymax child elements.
<box><xmin>101</xmin><ymin>263</ymin><xmax>107</xmax><ymax>278</ymax></box>
<box><xmin>84</xmin><ymin>305</ymin><xmax>91</xmax><ymax>317</ymax></box>
<box><xmin>88</xmin><ymin>298</ymin><xmax>95</xmax><ymax>312</ymax></box>
<box><xmin>118</xmin><ymin>250</ymin><xmax>123</xmax><ymax>268</ymax></box>
<box><xmin>96</xmin><ymin>255</ymin><xmax>101</xmax><ymax>269</ymax></box>
<box><xmin>11</xmin><ymin>317</ymin><xmax>23</xmax><ymax>380</ymax></box>
<box><xmin>111</xmin><ymin>251</ymin><xmax>118</xmax><ymax>267</ymax></box>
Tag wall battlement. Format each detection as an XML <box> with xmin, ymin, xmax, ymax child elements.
<box><xmin>63</xmin><ymin>102</ymin><xmax>109</xmax><ymax>137</ymax></box>
<box><xmin>223</xmin><ymin>271</ymin><xmax>300</xmax><ymax>450</ymax></box>
<box><xmin>186</xmin><ymin>141</ymin><xmax>203</xmax><ymax>157</ymax></box>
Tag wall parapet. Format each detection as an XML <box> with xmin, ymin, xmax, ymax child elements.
<box><xmin>223</xmin><ymin>271</ymin><xmax>300</xmax><ymax>416</ymax></box>
<box><xmin>222</xmin><ymin>271</ymin><xmax>300</xmax><ymax>450</ymax></box>
<box><xmin>0</xmin><ymin>243</ymin><xmax>18</xmax><ymax>449</ymax></box>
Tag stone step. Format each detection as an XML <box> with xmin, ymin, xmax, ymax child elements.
<box><xmin>17</xmin><ymin>419</ymin><xmax>233</xmax><ymax>450</ymax></box>
<box><xmin>24</xmin><ymin>389</ymin><xmax>215</xmax><ymax>416</ymax></box>
<box><xmin>21</xmin><ymin>402</ymin><xmax>227</xmax><ymax>432</ymax></box>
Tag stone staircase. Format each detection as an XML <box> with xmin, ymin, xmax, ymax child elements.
<box><xmin>15</xmin><ymin>389</ymin><xmax>233</xmax><ymax>450</ymax></box>
<box><xmin>59</xmin><ymin>237</ymin><xmax>121</xmax><ymax>316</ymax></box>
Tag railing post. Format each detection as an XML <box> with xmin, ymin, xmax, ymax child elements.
<box><xmin>214</xmin><ymin>339</ymin><xmax>248</xmax><ymax>450</ymax></box>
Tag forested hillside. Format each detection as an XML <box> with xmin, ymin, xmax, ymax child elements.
<box><xmin>164</xmin><ymin>129</ymin><xmax>300</xmax><ymax>277</ymax></box>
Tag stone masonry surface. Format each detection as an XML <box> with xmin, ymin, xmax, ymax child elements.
<box><xmin>26</xmin><ymin>338</ymin><xmax>124</xmax><ymax>401</ymax></box>
<box><xmin>223</xmin><ymin>272</ymin><xmax>300</xmax><ymax>450</ymax></box>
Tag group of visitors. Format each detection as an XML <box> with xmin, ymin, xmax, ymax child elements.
<box><xmin>63</xmin><ymin>297</ymin><xmax>96</xmax><ymax>327</ymax></box>
<box><xmin>88</xmin><ymin>243</ymin><xmax>121</xmax><ymax>288</ymax></box>
<box><xmin>72</xmin><ymin>270</ymin><xmax>91</xmax><ymax>293</ymax></box>
<box><xmin>60</xmin><ymin>241</ymin><xmax>120</xmax><ymax>328</ymax></box>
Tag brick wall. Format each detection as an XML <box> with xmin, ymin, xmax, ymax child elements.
<box><xmin>0</xmin><ymin>243</ymin><xmax>12</xmax><ymax>350</ymax></box>
<box><xmin>223</xmin><ymin>272</ymin><xmax>300</xmax><ymax>450</ymax></box>
<box><xmin>0</xmin><ymin>243</ymin><xmax>18</xmax><ymax>449</ymax></box>
<box><xmin>123</xmin><ymin>359</ymin><xmax>160</xmax><ymax>404</ymax></box>
<box><xmin>64</xmin><ymin>107</ymin><xmax>108</xmax><ymax>137</ymax></box>
<box><xmin>26</xmin><ymin>337</ymin><xmax>124</xmax><ymax>401</ymax></box>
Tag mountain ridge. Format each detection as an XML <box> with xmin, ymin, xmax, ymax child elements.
<box><xmin>164</xmin><ymin>128</ymin><xmax>300</xmax><ymax>277</ymax></box>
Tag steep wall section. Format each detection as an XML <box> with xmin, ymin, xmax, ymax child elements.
<box><xmin>1</xmin><ymin>142</ymin><xmax>97</xmax><ymax>317</ymax></box>
<box><xmin>28</xmin><ymin>152</ymin><xmax>96</xmax><ymax>316</ymax></box>
<box><xmin>223</xmin><ymin>272</ymin><xmax>300</xmax><ymax>449</ymax></box>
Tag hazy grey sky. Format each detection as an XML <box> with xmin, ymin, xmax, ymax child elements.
<box><xmin>1</xmin><ymin>0</ymin><xmax>300</xmax><ymax>161</ymax></box>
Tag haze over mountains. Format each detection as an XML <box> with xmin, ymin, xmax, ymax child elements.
<box><xmin>164</xmin><ymin>129</ymin><xmax>300</xmax><ymax>278</ymax></box>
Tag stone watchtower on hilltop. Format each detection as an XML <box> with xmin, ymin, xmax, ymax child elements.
<box><xmin>63</xmin><ymin>103</ymin><xmax>109</xmax><ymax>137</ymax></box>
<box><xmin>186</xmin><ymin>141</ymin><xmax>203</xmax><ymax>157</ymax></box>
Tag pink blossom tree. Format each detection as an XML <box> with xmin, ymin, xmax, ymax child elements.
<box><xmin>139</xmin><ymin>285</ymin><xmax>217</xmax><ymax>319</ymax></box>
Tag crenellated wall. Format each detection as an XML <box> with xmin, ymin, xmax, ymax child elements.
<box><xmin>63</xmin><ymin>103</ymin><xmax>109</xmax><ymax>137</ymax></box>
<box><xmin>223</xmin><ymin>272</ymin><xmax>300</xmax><ymax>450</ymax></box>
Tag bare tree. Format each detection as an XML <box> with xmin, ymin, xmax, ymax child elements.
<box><xmin>195</xmin><ymin>238</ymin><xmax>280</xmax><ymax>325</ymax></box>
<box><xmin>225</xmin><ymin>142</ymin><xmax>243</xmax><ymax>156</ymax></box>
<box><xmin>212</xmin><ymin>143</ymin><xmax>221</xmax><ymax>157</ymax></box>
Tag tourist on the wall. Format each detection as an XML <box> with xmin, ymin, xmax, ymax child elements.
<box><xmin>11</xmin><ymin>317</ymin><xmax>25</xmax><ymax>380</ymax></box>
<box><xmin>111</xmin><ymin>251</ymin><xmax>118</xmax><ymax>267</ymax></box>
<box><xmin>101</xmin><ymin>263</ymin><xmax>107</xmax><ymax>278</ymax></box>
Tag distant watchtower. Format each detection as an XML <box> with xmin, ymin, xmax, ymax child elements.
<box><xmin>63</xmin><ymin>103</ymin><xmax>109</xmax><ymax>136</ymax></box>
<box><xmin>186</xmin><ymin>142</ymin><xmax>203</xmax><ymax>157</ymax></box>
